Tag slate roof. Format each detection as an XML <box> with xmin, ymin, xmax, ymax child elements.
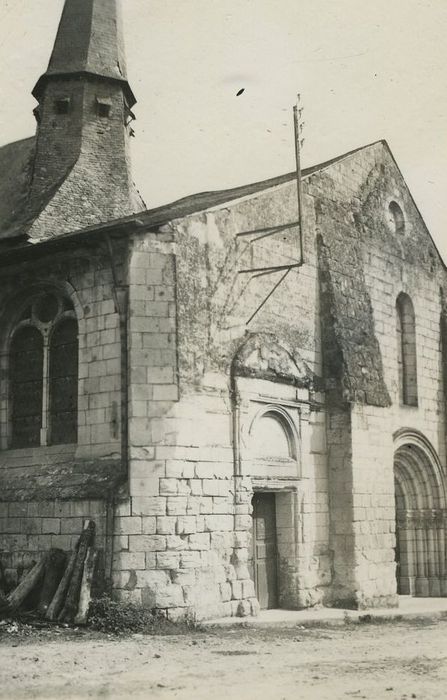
<box><xmin>0</xmin><ymin>136</ymin><xmax>372</xmax><ymax>245</ymax></box>
<box><xmin>0</xmin><ymin>137</ymin><xmax>35</xmax><ymax>241</ymax></box>
<box><xmin>33</xmin><ymin>0</ymin><xmax>135</xmax><ymax>106</ymax></box>
<box><xmin>133</xmin><ymin>141</ymin><xmax>378</xmax><ymax>224</ymax></box>
<box><xmin>1</xmin><ymin>138</ymin><xmax>442</xmax><ymax>273</ymax></box>
<box><xmin>0</xmin><ymin>457</ymin><xmax>125</xmax><ymax>501</ymax></box>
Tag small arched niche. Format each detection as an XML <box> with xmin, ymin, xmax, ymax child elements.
<box><xmin>248</xmin><ymin>407</ymin><xmax>299</xmax><ymax>475</ymax></box>
<box><xmin>388</xmin><ymin>201</ymin><xmax>405</xmax><ymax>234</ymax></box>
<box><xmin>251</xmin><ymin>411</ymin><xmax>295</xmax><ymax>461</ymax></box>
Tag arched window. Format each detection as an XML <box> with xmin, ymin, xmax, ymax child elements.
<box><xmin>396</xmin><ymin>293</ymin><xmax>418</xmax><ymax>406</ymax></box>
<box><xmin>250</xmin><ymin>410</ymin><xmax>297</xmax><ymax>461</ymax></box>
<box><xmin>9</xmin><ymin>292</ymin><xmax>78</xmax><ymax>448</ymax></box>
<box><xmin>49</xmin><ymin>318</ymin><xmax>78</xmax><ymax>445</ymax></box>
<box><xmin>10</xmin><ymin>327</ymin><xmax>44</xmax><ymax>448</ymax></box>
<box><xmin>388</xmin><ymin>201</ymin><xmax>405</xmax><ymax>234</ymax></box>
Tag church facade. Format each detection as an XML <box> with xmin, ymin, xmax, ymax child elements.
<box><xmin>0</xmin><ymin>0</ymin><xmax>446</xmax><ymax>620</ymax></box>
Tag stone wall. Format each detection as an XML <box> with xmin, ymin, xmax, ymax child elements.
<box><xmin>111</xmin><ymin>178</ymin><xmax>333</xmax><ymax>619</ymax></box>
<box><xmin>113</xmin><ymin>140</ymin><xmax>447</xmax><ymax>616</ymax></box>
<box><xmin>0</xmin><ymin>242</ymin><xmax>124</xmax><ymax>587</ymax></box>
<box><xmin>2</xmin><ymin>140</ymin><xmax>446</xmax><ymax>617</ymax></box>
<box><xmin>312</xmin><ymin>140</ymin><xmax>447</xmax><ymax>607</ymax></box>
<box><xmin>0</xmin><ymin>499</ymin><xmax>107</xmax><ymax>589</ymax></box>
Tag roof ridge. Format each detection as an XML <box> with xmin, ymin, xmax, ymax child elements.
<box><xmin>148</xmin><ymin>139</ymin><xmax>387</xmax><ymax>212</ymax></box>
<box><xmin>0</xmin><ymin>135</ymin><xmax>35</xmax><ymax>152</ymax></box>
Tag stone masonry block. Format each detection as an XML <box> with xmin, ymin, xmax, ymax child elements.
<box><xmin>189</xmin><ymin>479</ymin><xmax>203</xmax><ymax>496</ymax></box>
<box><xmin>234</xmin><ymin>515</ymin><xmax>252</xmax><ymax>531</ymax></box>
<box><xmin>177</xmin><ymin>480</ymin><xmax>192</xmax><ymax>496</ymax></box>
<box><xmin>148</xmin><ymin>367</ymin><xmax>174</xmax><ymax>384</ymax></box>
<box><xmin>114</xmin><ymin>517</ymin><xmax>142</xmax><ymax>536</ymax></box>
<box><xmin>130</xmin><ymin>460</ymin><xmax>166</xmax><ymax>480</ymax></box>
<box><xmin>165</xmin><ymin>461</ymin><xmax>195</xmax><ymax>479</ymax></box>
<box><xmin>9</xmin><ymin>503</ymin><xmax>29</xmax><ymax>517</ymax></box>
<box><xmin>112</xmin><ymin>570</ymin><xmax>136</xmax><ymax>590</ymax></box>
<box><xmin>235</xmin><ymin>565</ymin><xmax>251</xmax><ymax>581</ymax></box>
<box><xmin>166</xmin><ymin>535</ymin><xmax>189</xmax><ymax>551</ymax></box>
<box><xmin>142</xmin><ymin>517</ymin><xmax>157</xmax><ymax>534</ymax></box>
<box><xmin>136</xmin><ymin>569</ymin><xmax>170</xmax><ymax>589</ymax></box>
<box><xmin>171</xmin><ymin>569</ymin><xmax>196</xmax><ymax>587</ymax></box>
<box><xmin>220</xmin><ymin>582</ymin><xmax>232</xmax><ymax>603</ymax></box>
<box><xmin>180</xmin><ymin>551</ymin><xmax>201</xmax><ymax>569</ymax></box>
<box><xmin>195</xmin><ymin>464</ymin><xmax>214</xmax><ymax>479</ymax></box>
<box><xmin>114</xmin><ymin>535</ymin><xmax>129</xmax><ymax>552</ymax></box>
<box><xmin>41</xmin><ymin>519</ymin><xmax>61</xmax><ymax>535</ymax></box>
<box><xmin>185</xmin><ymin>497</ymin><xmax>201</xmax><ymax>515</ymax></box>
<box><xmin>217</xmin><ymin>481</ymin><xmax>231</xmax><ymax>497</ymax></box>
<box><xmin>213</xmin><ymin>498</ymin><xmax>232</xmax><ymax>514</ymax></box>
<box><xmin>211</xmin><ymin>531</ymin><xmax>234</xmax><ymax>551</ymax></box>
<box><xmin>198</xmin><ymin>498</ymin><xmax>214</xmax><ymax>515</ymax></box>
<box><xmin>231</xmin><ymin>548</ymin><xmax>248</xmax><ymax>564</ymax></box>
<box><xmin>188</xmin><ymin>533</ymin><xmax>211</xmax><ymax>550</ymax></box>
<box><xmin>51</xmin><ymin>535</ymin><xmax>72</xmax><ymax>550</ymax></box>
<box><xmin>130</xmin><ymin>446</ymin><xmax>156</xmax><ymax>461</ymax></box>
<box><xmin>233</xmin><ymin>530</ymin><xmax>250</xmax><ymax>548</ymax></box>
<box><xmin>128</xmin><ymin>535</ymin><xmax>167</xmax><ymax>552</ymax></box>
<box><xmin>202</xmin><ymin>480</ymin><xmax>221</xmax><ymax>497</ymax></box>
<box><xmin>156</xmin><ymin>517</ymin><xmax>177</xmax><ymax>534</ymax></box>
<box><xmin>34</xmin><ymin>502</ymin><xmax>56</xmax><ymax>518</ymax></box>
<box><xmin>0</xmin><ymin>518</ymin><xmax>22</xmax><ymax>534</ymax></box>
<box><xmin>115</xmin><ymin>552</ymin><xmax>146</xmax><ymax>570</ymax></box>
<box><xmin>129</xmin><ymin>477</ymin><xmax>160</xmax><ymax>497</ymax></box>
<box><xmin>204</xmin><ymin>515</ymin><xmax>233</xmax><ymax>532</ymax></box>
<box><xmin>166</xmin><ymin>497</ymin><xmax>188</xmax><ymax>516</ymax></box>
<box><xmin>242</xmin><ymin>579</ymin><xmax>256</xmax><ymax>599</ymax></box>
<box><xmin>152</xmin><ymin>585</ymin><xmax>186</xmax><ymax>609</ymax></box>
<box><xmin>176</xmin><ymin>517</ymin><xmax>197</xmax><ymax>535</ymax></box>
<box><xmin>231</xmin><ymin>580</ymin><xmax>243</xmax><ymax>600</ymax></box>
<box><xmin>156</xmin><ymin>552</ymin><xmax>181</xmax><ymax>569</ymax></box>
<box><xmin>115</xmin><ymin>501</ymin><xmax>131</xmax><ymax>517</ymax></box>
<box><xmin>200</xmin><ymin>550</ymin><xmax>219</xmax><ymax>568</ymax></box>
<box><xmin>152</xmin><ymin>385</ymin><xmax>179</xmax><ymax>402</ymax></box>
<box><xmin>132</xmin><ymin>497</ymin><xmax>167</xmax><ymax>516</ymax></box>
<box><xmin>145</xmin><ymin>552</ymin><xmax>156</xmax><ymax>568</ymax></box>
<box><xmin>160</xmin><ymin>479</ymin><xmax>179</xmax><ymax>496</ymax></box>
<box><xmin>60</xmin><ymin>518</ymin><xmax>84</xmax><ymax>535</ymax></box>
<box><xmin>237</xmin><ymin>600</ymin><xmax>252</xmax><ymax>617</ymax></box>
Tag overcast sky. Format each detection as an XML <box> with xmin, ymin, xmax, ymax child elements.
<box><xmin>1</xmin><ymin>0</ymin><xmax>446</xmax><ymax>257</ymax></box>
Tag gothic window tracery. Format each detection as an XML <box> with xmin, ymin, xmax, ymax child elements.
<box><xmin>9</xmin><ymin>292</ymin><xmax>78</xmax><ymax>448</ymax></box>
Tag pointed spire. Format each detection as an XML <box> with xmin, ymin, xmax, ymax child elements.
<box><xmin>26</xmin><ymin>0</ymin><xmax>144</xmax><ymax>240</ymax></box>
<box><xmin>33</xmin><ymin>0</ymin><xmax>135</xmax><ymax>107</ymax></box>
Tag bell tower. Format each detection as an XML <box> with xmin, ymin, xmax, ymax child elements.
<box><xmin>28</xmin><ymin>0</ymin><xmax>144</xmax><ymax>239</ymax></box>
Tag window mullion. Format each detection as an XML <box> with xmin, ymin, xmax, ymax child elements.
<box><xmin>41</xmin><ymin>334</ymin><xmax>50</xmax><ymax>446</ymax></box>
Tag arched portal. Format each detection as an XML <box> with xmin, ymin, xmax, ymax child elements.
<box><xmin>394</xmin><ymin>431</ymin><xmax>447</xmax><ymax>597</ymax></box>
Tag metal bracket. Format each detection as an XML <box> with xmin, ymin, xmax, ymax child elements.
<box><xmin>235</xmin><ymin>95</ymin><xmax>306</xmax><ymax>324</ymax></box>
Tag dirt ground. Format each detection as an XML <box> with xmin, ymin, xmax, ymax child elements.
<box><xmin>0</xmin><ymin>617</ymin><xmax>446</xmax><ymax>700</ymax></box>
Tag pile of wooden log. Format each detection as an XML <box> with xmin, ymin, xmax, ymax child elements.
<box><xmin>0</xmin><ymin>520</ymin><xmax>99</xmax><ymax>625</ymax></box>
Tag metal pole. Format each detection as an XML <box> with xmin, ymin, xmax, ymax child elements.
<box><xmin>293</xmin><ymin>96</ymin><xmax>304</xmax><ymax>264</ymax></box>
<box><xmin>246</xmin><ymin>267</ymin><xmax>293</xmax><ymax>326</ymax></box>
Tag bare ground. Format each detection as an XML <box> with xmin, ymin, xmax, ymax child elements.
<box><xmin>1</xmin><ymin>617</ymin><xmax>446</xmax><ymax>700</ymax></box>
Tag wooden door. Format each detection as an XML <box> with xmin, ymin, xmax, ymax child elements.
<box><xmin>251</xmin><ymin>493</ymin><xmax>278</xmax><ymax>609</ymax></box>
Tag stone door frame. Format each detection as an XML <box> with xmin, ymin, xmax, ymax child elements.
<box><xmin>393</xmin><ymin>428</ymin><xmax>447</xmax><ymax>597</ymax></box>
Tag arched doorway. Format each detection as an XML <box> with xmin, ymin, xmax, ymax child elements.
<box><xmin>394</xmin><ymin>431</ymin><xmax>447</xmax><ymax>597</ymax></box>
